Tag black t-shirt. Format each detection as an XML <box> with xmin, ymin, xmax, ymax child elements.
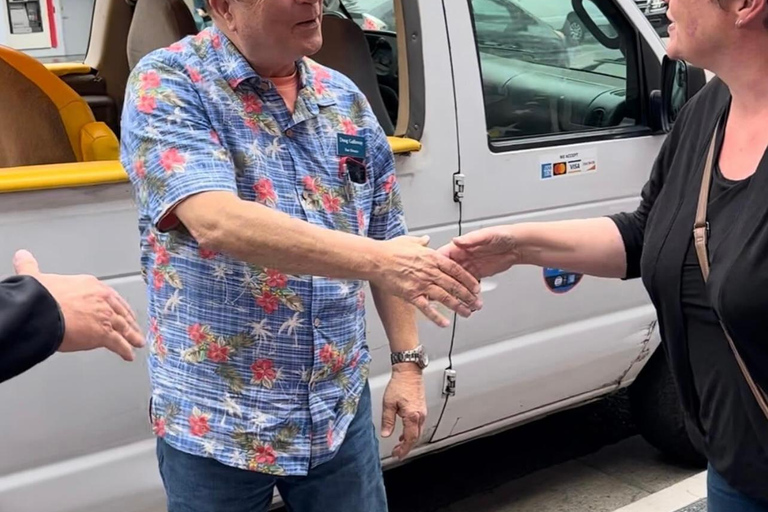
<box><xmin>680</xmin><ymin>120</ymin><xmax>768</xmax><ymax>503</ymax></box>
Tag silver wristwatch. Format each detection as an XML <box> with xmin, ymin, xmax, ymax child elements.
<box><xmin>390</xmin><ymin>345</ymin><xmax>429</xmax><ymax>369</ymax></box>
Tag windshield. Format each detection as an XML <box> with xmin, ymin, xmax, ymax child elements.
<box><xmin>329</xmin><ymin>0</ymin><xmax>395</xmax><ymax>31</ymax></box>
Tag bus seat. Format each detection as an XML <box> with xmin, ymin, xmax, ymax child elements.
<box><xmin>127</xmin><ymin>0</ymin><xmax>198</xmax><ymax>70</ymax></box>
<box><xmin>0</xmin><ymin>45</ymin><xmax>119</xmax><ymax>168</ymax></box>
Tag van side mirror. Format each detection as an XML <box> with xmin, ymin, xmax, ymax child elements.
<box><xmin>650</xmin><ymin>56</ymin><xmax>707</xmax><ymax>133</ymax></box>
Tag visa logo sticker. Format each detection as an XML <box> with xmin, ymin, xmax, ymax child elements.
<box><xmin>540</xmin><ymin>149</ymin><xmax>597</xmax><ymax>180</ymax></box>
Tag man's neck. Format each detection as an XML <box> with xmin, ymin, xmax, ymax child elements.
<box><xmin>214</xmin><ymin>23</ymin><xmax>298</xmax><ymax>78</ymax></box>
<box><xmin>249</xmin><ymin>60</ymin><xmax>298</xmax><ymax>79</ymax></box>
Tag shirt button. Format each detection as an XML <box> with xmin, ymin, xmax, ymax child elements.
<box><xmin>314</xmin><ymin>318</ymin><xmax>321</xmax><ymax>328</ymax></box>
<box><xmin>260</xmin><ymin>82</ymin><xmax>270</xmax><ymax>91</ymax></box>
<box><xmin>285</xmin><ymin>129</ymin><xmax>295</xmax><ymax>138</ymax></box>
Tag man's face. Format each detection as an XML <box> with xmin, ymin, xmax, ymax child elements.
<box><xmin>230</xmin><ymin>0</ymin><xmax>324</xmax><ymax>65</ymax></box>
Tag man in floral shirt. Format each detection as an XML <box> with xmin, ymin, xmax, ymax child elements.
<box><xmin>120</xmin><ymin>0</ymin><xmax>481</xmax><ymax>510</ymax></box>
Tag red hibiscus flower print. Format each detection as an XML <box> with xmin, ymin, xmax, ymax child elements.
<box><xmin>349</xmin><ymin>351</ymin><xmax>361</xmax><ymax>369</ymax></box>
<box><xmin>357</xmin><ymin>209</ymin><xmax>366</xmax><ymax>230</ymax></box>
<box><xmin>168</xmin><ymin>42</ymin><xmax>184</xmax><ymax>52</ymax></box>
<box><xmin>313</xmin><ymin>77</ymin><xmax>326</xmax><ymax>96</ymax></box>
<box><xmin>152</xmin><ymin>269</ymin><xmax>165</xmax><ymax>290</ymax></box>
<box><xmin>251</xmin><ymin>359</ymin><xmax>278</xmax><ymax>386</ymax></box>
<box><xmin>265</xmin><ymin>269</ymin><xmax>288</xmax><ymax>289</ymax></box>
<box><xmin>302</xmin><ymin>176</ymin><xmax>318</xmax><ymax>194</ymax></box>
<box><xmin>332</xmin><ymin>354</ymin><xmax>346</xmax><ymax>373</ymax></box>
<box><xmin>207</xmin><ymin>343</ymin><xmax>230</xmax><ymax>363</ymax></box>
<box><xmin>150</xmin><ymin>317</ymin><xmax>160</xmax><ymax>335</ymax></box>
<box><xmin>147</xmin><ymin>232</ymin><xmax>158</xmax><ymax>249</ymax></box>
<box><xmin>210</xmin><ymin>131</ymin><xmax>221</xmax><ymax>145</ymax></box>
<box><xmin>152</xmin><ymin>417</ymin><xmax>166</xmax><ymax>437</ymax></box>
<box><xmin>136</xmin><ymin>95</ymin><xmax>156</xmax><ymax>114</ymax></box>
<box><xmin>140</xmin><ymin>70</ymin><xmax>161</xmax><ymax>90</ymax></box>
<box><xmin>199</xmin><ymin>248</ymin><xmax>218</xmax><ymax>260</ymax></box>
<box><xmin>160</xmin><ymin>148</ymin><xmax>186</xmax><ymax>173</ymax></box>
<box><xmin>256</xmin><ymin>291</ymin><xmax>280</xmax><ymax>314</ymax></box>
<box><xmin>188</xmin><ymin>324</ymin><xmax>207</xmax><ymax>345</ymax></box>
<box><xmin>322</xmin><ymin>193</ymin><xmax>342</xmax><ymax>213</ymax></box>
<box><xmin>254</xmin><ymin>444</ymin><xmax>277</xmax><ymax>466</ymax></box>
<box><xmin>228</xmin><ymin>78</ymin><xmax>242</xmax><ymax>90</ymax></box>
<box><xmin>254</xmin><ymin>178</ymin><xmax>277</xmax><ymax>205</ymax></box>
<box><xmin>134</xmin><ymin>159</ymin><xmax>147</xmax><ymax>179</ymax></box>
<box><xmin>211</xmin><ymin>33</ymin><xmax>222</xmax><ymax>49</ymax></box>
<box><xmin>313</xmin><ymin>66</ymin><xmax>331</xmax><ymax>82</ymax></box>
<box><xmin>155</xmin><ymin>335</ymin><xmax>168</xmax><ymax>360</ymax></box>
<box><xmin>155</xmin><ymin>246</ymin><xmax>170</xmax><ymax>266</ymax></box>
<box><xmin>383</xmin><ymin>174</ymin><xmax>397</xmax><ymax>194</ymax></box>
<box><xmin>319</xmin><ymin>343</ymin><xmax>335</xmax><ymax>364</ymax></box>
<box><xmin>242</xmin><ymin>93</ymin><xmax>262</xmax><ymax>114</ymax></box>
<box><xmin>341</xmin><ymin>119</ymin><xmax>358</xmax><ymax>136</ymax></box>
<box><xmin>326</xmin><ymin>425</ymin><xmax>334</xmax><ymax>448</ymax></box>
<box><xmin>186</xmin><ymin>66</ymin><xmax>203</xmax><ymax>83</ymax></box>
<box><xmin>189</xmin><ymin>410</ymin><xmax>211</xmax><ymax>437</ymax></box>
<box><xmin>357</xmin><ymin>290</ymin><xmax>366</xmax><ymax>310</ymax></box>
<box><xmin>245</xmin><ymin>118</ymin><xmax>259</xmax><ymax>132</ymax></box>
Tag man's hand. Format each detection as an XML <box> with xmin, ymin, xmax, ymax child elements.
<box><xmin>374</xmin><ymin>236</ymin><xmax>483</xmax><ymax>327</ymax></box>
<box><xmin>381</xmin><ymin>364</ymin><xmax>426</xmax><ymax>460</ymax></box>
<box><xmin>13</xmin><ymin>250</ymin><xmax>145</xmax><ymax>361</ymax></box>
<box><xmin>438</xmin><ymin>227</ymin><xmax>521</xmax><ymax>280</ymax></box>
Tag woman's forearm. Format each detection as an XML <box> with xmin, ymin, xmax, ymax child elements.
<box><xmin>513</xmin><ymin>218</ymin><xmax>628</xmax><ymax>279</ymax></box>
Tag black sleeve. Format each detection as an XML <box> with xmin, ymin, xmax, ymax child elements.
<box><xmin>0</xmin><ymin>276</ymin><xmax>65</xmax><ymax>384</ymax></box>
<box><xmin>608</xmin><ymin>135</ymin><xmax>672</xmax><ymax>279</ymax></box>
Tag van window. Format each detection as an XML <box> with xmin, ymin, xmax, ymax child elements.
<box><xmin>2</xmin><ymin>0</ymin><xmax>95</xmax><ymax>62</ymax></box>
<box><xmin>470</xmin><ymin>0</ymin><xmax>642</xmax><ymax>143</ymax></box>
<box><xmin>331</xmin><ymin>0</ymin><xmax>395</xmax><ymax>32</ymax></box>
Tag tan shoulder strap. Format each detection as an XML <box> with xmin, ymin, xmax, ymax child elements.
<box><xmin>693</xmin><ymin>124</ymin><xmax>768</xmax><ymax>421</ymax></box>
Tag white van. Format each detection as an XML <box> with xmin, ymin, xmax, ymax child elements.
<box><xmin>0</xmin><ymin>0</ymin><xmax>707</xmax><ymax>511</ymax></box>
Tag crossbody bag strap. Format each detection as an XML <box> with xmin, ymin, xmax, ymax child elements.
<box><xmin>693</xmin><ymin>123</ymin><xmax>768</xmax><ymax>421</ymax></box>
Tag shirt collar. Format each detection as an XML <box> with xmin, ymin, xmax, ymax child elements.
<box><xmin>207</xmin><ymin>25</ymin><xmax>336</xmax><ymax>107</ymax></box>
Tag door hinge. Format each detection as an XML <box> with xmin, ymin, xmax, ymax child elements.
<box><xmin>443</xmin><ymin>369</ymin><xmax>457</xmax><ymax>397</ymax></box>
<box><xmin>453</xmin><ymin>173</ymin><xmax>465</xmax><ymax>203</ymax></box>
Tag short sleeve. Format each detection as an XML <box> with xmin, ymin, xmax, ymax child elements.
<box><xmin>366</xmin><ymin>124</ymin><xmax>408</xmax><ymax>241</ymax></box>
<box><xmin>120</xmin><ymin>54</ymin><xmax>238</xmax><ymax>231</ymax></box>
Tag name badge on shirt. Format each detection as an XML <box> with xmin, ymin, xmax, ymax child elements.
<box><xmin>337</xmin><ymin>133</ymin><xmax>366</xmax><ymax>158</ymax></box>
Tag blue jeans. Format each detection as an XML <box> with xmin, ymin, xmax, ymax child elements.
<box><xmin>708</xmin><ymin>465</ymin><xmax>768</xmax><ymax>512</ymax></box>
<box><xmin>156</xmin><ymin>386</ymin><xmax>387</xmax><ymax>512</ymax></box>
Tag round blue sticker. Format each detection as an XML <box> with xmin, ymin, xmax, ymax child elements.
<box><xmin>543</xmin><ymin>268</ymin><xmax>583</xmax><ymax>294</ymax></box>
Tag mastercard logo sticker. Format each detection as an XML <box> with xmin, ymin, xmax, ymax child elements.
<box><xmin>553</xmin><ymin>162</ymin><xmax>567</xmax><ymax>176</ymax></box>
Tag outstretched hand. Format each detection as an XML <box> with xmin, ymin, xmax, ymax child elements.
<box><xmin>438</xmin><ymin>226</ymin><xmax>521</xmax><ymax>279</ymax></box>
<box><xmin>14</xmin><ymin>250</ymin><xmax>145</xmax><ymax>361</ymax></box>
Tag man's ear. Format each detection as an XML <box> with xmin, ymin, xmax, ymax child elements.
<box><xmin>207</xmin><ymin>0</ymin><xmax>236</xmax><ymax>29</ymax></box>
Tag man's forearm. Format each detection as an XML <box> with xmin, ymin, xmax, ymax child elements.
<box><xmin>371</xmin><ymin>284</ymin><xmax>419</xmax><ymax>354</ymax></box>
<box><xmin>176</xmin><ymin>192</ymin><xmax>385</xmax><ymax>280</ymax></box>
<box><xmin>514</xmin><ymin>218</ymin><xmax>627</xmax><ymax>279</ymax></box>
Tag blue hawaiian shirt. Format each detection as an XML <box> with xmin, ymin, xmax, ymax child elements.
<box><xmin>120</xmin><ymin>25</ymin><xmax>407</xmax><ymax>476</ymax></box>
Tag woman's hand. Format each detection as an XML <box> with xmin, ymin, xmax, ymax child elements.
<box><xmin>438</xmin><ymin>226</ymin><xmax>522</xmax><ymax>279</ymax></box>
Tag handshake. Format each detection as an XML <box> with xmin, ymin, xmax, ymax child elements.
<box><xmin>371</xmin><ymin>226</ymin><xmax>518</xmax><ymax>327</ymax></box>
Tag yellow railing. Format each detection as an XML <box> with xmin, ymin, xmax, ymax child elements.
<box><xmin>0</xmin><ymin>137</ymin><xmax>422</xmax><ymax>194</ymax></box>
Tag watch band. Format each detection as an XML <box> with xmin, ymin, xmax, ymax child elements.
<box><xmin>390</xmin><ymin>345</ymin><xmax>428</xmax><ymax>368</ymax></box>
